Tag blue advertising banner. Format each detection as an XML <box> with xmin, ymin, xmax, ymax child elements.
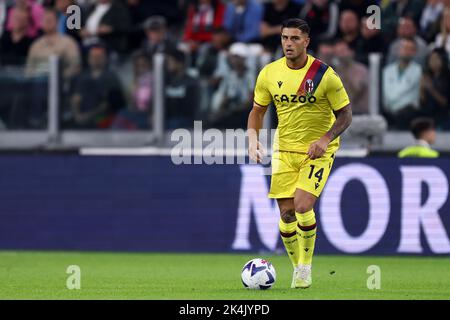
<box><xmin>0</xmin><ymin>155</ymin><xmax>449</xmax><ymax>255</ymax></box>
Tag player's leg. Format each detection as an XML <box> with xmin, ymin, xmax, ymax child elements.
<box><xmin>276</xmin><ymin>198</ymin><xmax>298</xmax><ymax>267</ymax></box>
<box><xmin>293</xmin><ymin>189</ymin><xmax>318</xmax><ymax>288</ymax></box>
<box><xmin>293</xmin><ymin>154</ymin><xmax>335</xmax><ymax>288</ymax></box>
<box><xmin>269</xmin><ymin>151</ymin><xmax>301</xmax><ymax>287</ymax></box>
<box><xmin>277</xmin><ymin>198</ymin><xmax>302</xmax><ymax>288</ymax></box>
<box><xmin>294</xmin><ymin>189</ymin><xmax>318</xmax><ymax>266</ymax></box>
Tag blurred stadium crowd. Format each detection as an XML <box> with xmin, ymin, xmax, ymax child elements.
<box><xmin>0</xmin><ymin>0</ymin><xmax>449</xmax><ymax>133</ymax></box>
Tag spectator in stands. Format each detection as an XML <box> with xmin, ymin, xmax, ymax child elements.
<box><xmin>6</xmin><ymin>0</ymin><xmax>44</xmax><ymax>39</ymax></box>
<box><xmin>0</xmin><ymin>6</ymin><xmax>33</xmax><ymax>66</ymax></box>
<box><xmin>165</xmin><ymin>49</ymin><xmax>198</xmax><ymax>129</ymax></box>
<box><xmin>398</xmin><ymin>117</ymin><xmax>439</xmax><ymax>158</ymax></box>
<box><xmin>333</xmin><ymin>40</ymin><xmax>368</xmax><ymax>115</ymax></box>
<box><xmin>135</xmin><ymin>0</ymin><xmax>182</xmax><ymax>28</ymax></box>
<box><xmin>125</xmin><ymin>0</ymin><xmax>166</xmax><ymax>52</ymax></box>
<box><xmin>141</xmin><ymin>16</ymin><xmax>176</xmax><ymax>59</ymax></box>
<box><xmin>194</xmin><ymin>27</ymin><xmax>232</xmax><ymax>117</ymax></box>
<box><xmin>26</xmin><ymin>7</ymin><xmax>80</xmax><ymax>79</ymax></box>
<box><xmin>355</xmin><ymin>15</ymin><xmax>385</xmax><ymax>65</ymax></box>
<box><xmin>111</xmin><ymin>51</ymin><xmax>153</xmax><ymax>130</ymax></box>
<box><xmin>183</xmin><ymin>0</ymin><xmax>225</xmax><ymax>66</ymax></box>
<box><xmin>69</xmin><ymin>44</ymin><xmax>125</xmax><ymax>129</ymax></box>
<box><xmin>386</xmin><ymin>17</ymin><xmax>428</xmax><ymax>65</ymax></box>
<box><xmin>382</xmin><ymin>0</ymin><xmax>425</xmax><ymax>42</ymax></box>
<box><xmin>130</xmin><ymin>52</ymin><xmax>153</xmax><ymax>121</ymax></box>
<box><xmin>260</xmin><ymin>0</ymin><xmax>302</xmax><ymax>53</ymax></box>
<box><xmin>223</xmin><ymin>0</ymin><xmax>263</xmax><ymax>43</ymax></box>
<box><xmin>300</xmin><ymin>0</ymin><xmax>338</xmax><ymax>53</ymax></box>
<box><xmin>420</xmin><ymin>0</ymin><xmax>444</xmax><ymax>43</ymax></box>
<box><xmin>419</xmin><ymin>48</ymin><xmax>450</xmax><ymax>129</ymax></box>
<box><xmin>183</xmin><ymin>0</ymin><xmax>225</xmax><ymax>51</ymax></box>
<box><xmin>209</xmin><ymin>42</ymin><xmax>253</xmax><ymax>129</ymax></box>
<box><xmin>382</xmin><ymin>38</ymin><xmax>422</xmax><ymax>129</ymax></box>
<box><xmin>316</xmin><ymin>39</ymin><xmax>334</xmax><ymax>66</ymax></box>
<box><xmin>433</xmin><ymin>7</ymin><xmax>450</xmax><ymax>59</ymax></box>
<box><xmin>337</xmin><ymin>9</ymin><xmax>361</xmax><ymax>50</ymax></box>
<box><xmin>123</xmin><ymin>0</ymin><xmax>154</xmax><ymax>52</ymax></box>
<box><xmin>14</xmin><ymin>7</ymin><xmax>72</xmax><ymax>129</ymax></box>
<box><xmin>338</xmin><ymin>0</ymin><xmax>378</xmax><ymax>19</ymax></box>
<box><xmin>80</xmin><ymin>0</ymin><xmax>131</xmax><ymax>55</ymax></box>
<box><xmin>196</xmin><ymin>26</ymin><xmax>232</xmax><ymax>79</ymax></box>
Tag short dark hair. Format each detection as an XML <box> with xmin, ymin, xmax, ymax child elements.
<box><xmin>410</xmin><ymin>117</ymin><xmax>435</xmax><ymax>139</ymax></box>
<box><xmin>143</xmin><ymin>15</ymin><xmax>167</xmax><ymax>31</ymax></box>
<box><xmin>425</xmin><ymin>48</ymin><xmax>450</xmax><ymax>76</ymax></box>
<box><xmin>281</xmin><ymin>18</ymin><xmax>310</xmax><ymax>35</ymax></box>
<box><xmin>88</xmin><ymin>42</ymin><xmax>109</xmax><ymax>55</ymax></box>
<box><xmin>334</xmin><ymin>39</ymin><xmax>355</xmax><ymax>52</ymax></box>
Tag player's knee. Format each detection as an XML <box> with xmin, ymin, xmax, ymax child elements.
<box><xmin>294</xmin><ymin>203</ymin><xmax>313</xmax><ymax>214</ymax></box>
<box><xmin>280</xmin><ymin>209</ymin><xmax>296</xmax><ymax>223</ymax></box>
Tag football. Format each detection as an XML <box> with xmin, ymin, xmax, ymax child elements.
<box><xmin>241</xmin><ymin>258</ymin><xmax>276</xmax><ymax>290</ymax></box>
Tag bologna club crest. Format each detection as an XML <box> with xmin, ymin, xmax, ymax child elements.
<box><xmin>305</xmin><ymin>79</ymin><xmax>314</xmax><ymax>95</ymax></box>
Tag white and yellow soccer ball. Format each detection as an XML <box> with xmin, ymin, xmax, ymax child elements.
<box><xmin>241</xmin><ymin>258</ymin><xmax>276</xmax><ymax>290</ymax></box>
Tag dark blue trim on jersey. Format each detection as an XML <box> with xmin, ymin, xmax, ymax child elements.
<box><xmin>311</xmin><ymin>62</ymin><xmax>329</xmax><ymax>94</ymax></box>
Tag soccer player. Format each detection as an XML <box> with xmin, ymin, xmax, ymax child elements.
<box><xmin>398</xmin><ymin>117</ymin><xmax>439</xmax><ymax>158</ymax></box>
<box><xmin>247</xmin><ymin>18</ymin><xmax>352</xmax><ymax>289</ymax></box>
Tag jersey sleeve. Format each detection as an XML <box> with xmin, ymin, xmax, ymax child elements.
<box><xmin>253</xmin><ymin>66</ymin><xmax>272</xmax><ymax>107</ymax></box>
<box><xmin>325</xmin><ymin>69</ymin><xmax>350</xmax><ymax>111</ymax></box>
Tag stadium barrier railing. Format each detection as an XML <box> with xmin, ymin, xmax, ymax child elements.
<box><xmin>1</xmin><ymin>53</ymin><xmax>450</xmax><ymax>153</ymax></box>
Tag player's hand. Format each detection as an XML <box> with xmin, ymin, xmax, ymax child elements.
<box><xmin>307</xmin><ymin>136</ymin><xmax>331</xmax><ymax>160</ymax></box>
<box><xmin>249</xmin><ymin>141</ymin><xmax>266</xmax><ymax>164</ymax></box>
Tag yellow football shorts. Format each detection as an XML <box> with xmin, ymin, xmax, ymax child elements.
<box><xmin>268</xmin><ymin>150</ymin><xmax>335</xmax><ymax>199</ymax></box>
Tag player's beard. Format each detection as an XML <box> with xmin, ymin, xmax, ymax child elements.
<box><xmin>285</xmin><ymin>48</ymin><xmax>306</xmax><ymax>64</ymax></box>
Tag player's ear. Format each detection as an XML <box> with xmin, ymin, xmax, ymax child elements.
<box><xmin>304</xmin><ymin>36</ymin><xmax>310</xmax><ymax>48</ymax></box>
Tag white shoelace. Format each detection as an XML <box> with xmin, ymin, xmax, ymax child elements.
<box><xmin>299</xmin><ymin>265</ymin><xmax>311</xmax><ymax>280</ymax></box>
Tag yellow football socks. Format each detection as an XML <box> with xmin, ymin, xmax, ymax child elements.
<box><xmin>279</xmin><ymin>219</ymin><xmax>299</xmax><ymax>268</ymax></box>
<box><xmin>296</xmin><ymin>210</ymin><xmax>317</xmax><ymax>266</ymax></box>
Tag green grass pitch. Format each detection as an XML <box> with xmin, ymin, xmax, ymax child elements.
<box><xmin>0</xmin><ymin>251</ymin><xmax>449</xmax><ymax>299</ymax></box>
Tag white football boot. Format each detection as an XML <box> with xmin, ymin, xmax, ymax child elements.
<box><xmin>294</xmin><ymin>264</ymin><xmax>312</xmax><ymax>289</ymax></box>
<box><xmin>290</xmin><ymin>268</ymin><xmax>299</xmax><ymax>288</ymax></box>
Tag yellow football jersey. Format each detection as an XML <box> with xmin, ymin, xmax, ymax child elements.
<box><xmin>254</xmin><ymin>55</ymin><xmax>350</xmax><ymax>154</ymax></box>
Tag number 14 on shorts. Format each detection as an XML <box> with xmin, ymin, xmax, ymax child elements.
<box><xmin>308</xmin><ymin>165</ymin><xmax>324</xmax><ymax>182</ymax></box>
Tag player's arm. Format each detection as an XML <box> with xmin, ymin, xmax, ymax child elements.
<box><xmin>307</xmin><ymin>70</ymin><xmax>352</xmax><ymax>160</ymax></box>
<box><xmin>248</xmin><ymin>67</ymin><xmax>272</xmax><ymax>163</ymax></box>
<box><xmin>325</xmin><ymin>104</ymin><xmax>352</xmax><ymax>142</ymax></box>
<box><xmin>248</xmin><ymin>102</ymin><xmax>268</xmax><ymax>163</ymax></box>
<box><xmin>307</xmin><ymin>104</ymin><xmax>352</xmax><ymax>160</ymax></box>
